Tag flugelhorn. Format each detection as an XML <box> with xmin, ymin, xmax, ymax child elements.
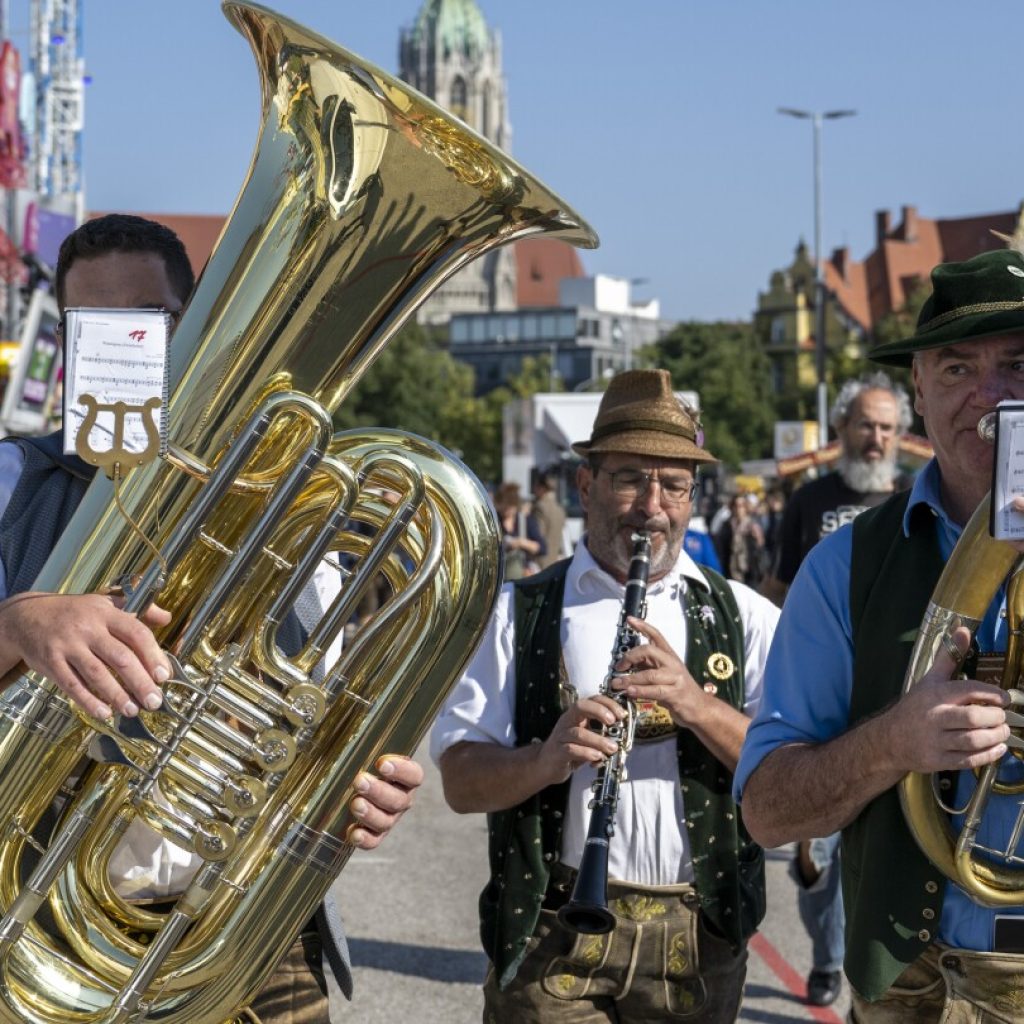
<box><xmin>559</xmin><ymin>531</ymin><xmax>651</xmax><ymax>934</ymax></box>
<box><xmin>899</xmin><ymin>413</ymin><xmax>1024</xmax><ymax>904</ymax></box>
<box><xmin>0</xmin><ymin>3</ymin><xmax>597</xmax><ymax>1022</ymax></box>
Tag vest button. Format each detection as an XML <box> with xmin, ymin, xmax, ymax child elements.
<box><xmin>922</xmin><ymin>908</ymin><xmax>935</xmax><ymax>920</ymax></box>
<box><xmin>918</xmin><ymin>929</ymin><xmax>931</xmax><ymax>942</ymax></box>
<box><xmin>925</xmin><ymin>881</ymin><xmax>939</xmax><ymax>894</ymax></box>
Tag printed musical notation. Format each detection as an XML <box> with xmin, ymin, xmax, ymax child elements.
<box><xmin>992</xmin><ymin>401</ymin><xmax>1024</xmax><ymax>540</ymax></box>
<box><xmin>62</xmin><ymin>308</ymin><xmax>171</xmax><ymax>460</ymax></box>
<box><xmin>77</xmin><ymin>355</ymin><xmax>165</xmax><ymax>371</ymax></box>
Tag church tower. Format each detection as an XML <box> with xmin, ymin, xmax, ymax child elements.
<box><xmin>400</xmin><ymin>0</ymin><xmax>517</xmax><ymax>324</ymax></box>
<box><xmin>400</xmin><ymin>0</ymin><xmax>511</xmax><ymax>148</ymax></box>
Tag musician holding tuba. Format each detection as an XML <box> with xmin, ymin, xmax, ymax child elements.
<box><xmin>737</xmin><ymin>249</ymin><xmax>1024</xmax><ymax>1022</ymax></box>
<box><xmin>432</xmin><ymin>369</ymin><xmax>779</xmax><ymax>1022</ymax></box>
<box><xmin>0</xmin><ymin>215</ymin><xmax>424</xmax><ymax>1024</ymax></box>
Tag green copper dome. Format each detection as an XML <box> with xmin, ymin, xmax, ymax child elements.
<box><xmin>413</xmin><ymin>0</ymin><xmax>490</xmax><ymax>56</ymax></box>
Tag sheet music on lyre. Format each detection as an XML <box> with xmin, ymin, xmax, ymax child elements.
<box><xmin>991</xmin><ymin>400</ymin><xmax>1024</xmax><ymax>540</ymax></box>
<box><xmin>62</xmin><ymin>307</ymin><xmax>171</xmax><ymax>462</ymax></box>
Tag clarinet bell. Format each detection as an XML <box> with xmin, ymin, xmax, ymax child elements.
<box><xmin>557</xmin><ymin>896</ymin><xmax>615</xmax><ymax>935</ymax></box>
<box><xmin>557</xmin><ymin>803</ymin><xmax>617</xmax><ymax>934</ymax></box>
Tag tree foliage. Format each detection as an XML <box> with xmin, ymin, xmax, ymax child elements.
<box><xmin>643</xmin><ymin>321</ymin><xmax>775</xmax><ymax>469</ymax></box>
<box><xmin>333</xmin><ymin>320</ymin><xmax>497</xmax><ymax>477</ymax></box>
<box><xmin>333</xmin><ymin>321</ymin><xmax>469</xmax><ymax>436</ymax></box>
<box><xmin>334</xmin><ymin>319</ymin><xmax>789</xmax><ymax>482</ymax></box>
<box><xmin>332</xmin><ymin>325</ymin><xmax>564</xmax><ymax>485</ymax></box>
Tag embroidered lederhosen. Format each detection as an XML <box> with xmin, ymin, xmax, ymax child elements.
<box><xmin>480</xmin><ymin>558</ymin><xmax>765</xmax><ymax>989</ymax></box>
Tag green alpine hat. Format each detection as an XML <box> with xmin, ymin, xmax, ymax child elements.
<box><xmin>869</xmin><ymin>249</ymin><xmax>1024</xmax><ymax>366</ymax></box>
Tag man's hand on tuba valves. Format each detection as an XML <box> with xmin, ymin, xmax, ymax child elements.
<box><xmin>0</xmin><ymin>591</ymin><xmax>172</xmax><ymax>719</ymax></box>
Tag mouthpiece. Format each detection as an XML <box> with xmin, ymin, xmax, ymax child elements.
<box><xmin>978</xmin><ymin>412</ymin><xmax>997</xmax><ymax>443</ymax></box>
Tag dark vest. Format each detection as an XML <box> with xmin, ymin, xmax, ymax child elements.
<box><xmin>0</xmin><ymin>431</ymin><xmax>94</xmax><ymax>596</ymax></box>
<box><xmin>480</xmin><ymin>558</ymin><xmax>765</xmax><ymax>989</ymax></box>
<box><xmin>844</xmin><ymin>491</ymin><xmax>947</xmax><ymax>1001</ymax></box>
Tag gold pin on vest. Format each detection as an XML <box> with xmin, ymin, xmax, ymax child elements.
<box><xmin>707</xmin><ymin>652</ymin><xmax>735</xmax><ymax>681</ymax></box>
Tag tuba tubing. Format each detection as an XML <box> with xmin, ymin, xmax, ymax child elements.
<box><xmin>0</xmin><ymin>2</ymin><xmax>598</xmax><ymax>1021</ymax></box>
<box><xmin>898</xmin><ymin>492</ymin><xmax>1024</xmax><ymax>905</ymax></box>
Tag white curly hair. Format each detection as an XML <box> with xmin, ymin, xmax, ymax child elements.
<box><xmin>829</xmin><ymin>371</ymin><xmax>913</xmax><ymax>433</ymax></box>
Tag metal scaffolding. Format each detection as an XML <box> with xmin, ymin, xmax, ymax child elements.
<box><xmin>30</xmin><ymin>0</ymin><xmax>83</xmax><ymax>203</ymax></box>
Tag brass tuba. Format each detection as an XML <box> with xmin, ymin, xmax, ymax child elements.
<box><xmin>0</xmin><ymin>3</ymin><xmax>598</xmax><ymax>1022</ymax></box>
<box><xmin>899</xmin><ymin>487</ymin><xmax>1024</xmax><ymax>904</ymax></box>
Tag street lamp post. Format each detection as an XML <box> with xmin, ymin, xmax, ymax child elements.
<box><xmin>778</xmin><ymin>107</ymin><xmax>856</xmax><ymax>451</ymax></box>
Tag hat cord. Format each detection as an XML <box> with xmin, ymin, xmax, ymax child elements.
<box><xmin>589</xmin><ymin>417</ymin><xmax>695</xmax><ymax>444</ymax></box>
<box><xmin>917</xmin><ymin>299</ymin><xmax>1024</xmax><ymax>335</ymax></box>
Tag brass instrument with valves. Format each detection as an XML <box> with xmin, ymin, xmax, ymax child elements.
<box><xmin>0</xmin><ymin>3</ymin><xmax>598</xmax><ymax>1022</ymax></box>
<box><xmin>900</xmin><ymin>411</ymin><xmax>1024</xmax><ymax>905</ymax></box>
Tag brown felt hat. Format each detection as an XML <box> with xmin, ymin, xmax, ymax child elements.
<box><xmin>571</xmin><ymin>369</ymin><xmax>717</xmax><ymax>463</ymax></box>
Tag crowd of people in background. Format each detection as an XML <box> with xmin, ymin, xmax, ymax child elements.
<box><xmin>21</xmin><ymin>211</ymin><xmax>1023</xmax><ymax>1024</ymax></box>
<box><xmin>483</xmin><ymin>446</ymin><xmax>900</xmax><ymax>595</ymax></box>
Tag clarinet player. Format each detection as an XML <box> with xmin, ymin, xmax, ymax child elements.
<box><xmin>430</xmin><ymin>369</ymin><xmax>779</xmax><ymax>1023</ymax></box>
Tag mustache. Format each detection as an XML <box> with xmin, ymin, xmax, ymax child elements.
<box><xmin>855</xmin><ymin>443</ymin><xmax>892</xmax><ymax>459</ymax></box>
<box><xmin>621</xmin><ymin>518</ymin><xmax>669</xmax><ymax>534</ymax></box>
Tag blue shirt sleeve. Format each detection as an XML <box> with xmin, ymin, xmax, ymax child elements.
<box><xmin>733</xmin><ymin>523</ymin><xmax>854</xmax><ymax>801</ymax></box>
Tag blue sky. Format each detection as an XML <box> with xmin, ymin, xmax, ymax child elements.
<box><xmin>8</xmin><ymin>1</ymin><xmax>1023</xmax><ymax>321</ymax></box>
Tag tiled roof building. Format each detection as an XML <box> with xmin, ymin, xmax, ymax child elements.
<box><xmin>757</xmin><ymin>203</ymin><xmax>1024</xmax><ymax>412</ymax></box>
<box><xmin>822</xmin><ymin>204</ymin><xmax>1024</xmax><ymax>334</ymax></box>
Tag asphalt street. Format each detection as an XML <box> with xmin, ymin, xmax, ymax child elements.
<box><xmin>328</xmin><ymin>741</ymin><xmax>851</xmax><ymax>1023</ymax></box>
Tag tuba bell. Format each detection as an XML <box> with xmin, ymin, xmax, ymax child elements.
<box><xmin>0</xmin><ymin>3</ymin><xmax>598</xmax><ymax>1022</ymax></box>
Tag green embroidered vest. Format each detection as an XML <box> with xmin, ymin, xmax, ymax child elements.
<box><xmin>845</xmin><ymin>491</ymin><xmax>948</xmax><ymax>1001</ymax></box>
<box><xmin>479</xmin><ymin>558</ymin><xmax>765</xmax><ymax>989</ymax></box>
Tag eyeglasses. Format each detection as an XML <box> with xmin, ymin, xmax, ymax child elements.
<box><xmin>599</xmin><ymin>468</ymin><xmax>699</xmax><ymax>506</ymax></box>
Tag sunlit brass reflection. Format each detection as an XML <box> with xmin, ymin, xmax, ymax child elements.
<box><xmin>0</xmin><ymin>2</ymin><xmax>597</xmax><ymax>1021</ymax></box>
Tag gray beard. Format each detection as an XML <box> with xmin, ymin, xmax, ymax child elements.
<box><xmin>584</xmin><ymin>522</ymin><xmax>682</xmax><ymax>581</ymax></box>
<box><xmin>837</xmin><ymin>453</ymin><xmax>896</xmax><ymax>493</ymax></box>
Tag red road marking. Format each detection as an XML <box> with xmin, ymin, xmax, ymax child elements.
<box><xmin>749</xmin><ymin>931</ymin><xmax>844</xmax><ymax>1024</ymax></box>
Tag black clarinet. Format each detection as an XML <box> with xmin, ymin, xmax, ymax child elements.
<box><xmin>558</xmin><ymin>530</ymin><xmax>652</xmax><ymax>934</ymax></box>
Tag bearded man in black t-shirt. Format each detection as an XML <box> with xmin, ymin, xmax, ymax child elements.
<box><xmin>775</xmin><ymin>468</ymin><xmax>892</xmax><ymax>582</ymax></box>
<box><xmin>762</xmin><ymin>371</ymin><xmax>912</xmax><ymax>1008</ymax></box>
